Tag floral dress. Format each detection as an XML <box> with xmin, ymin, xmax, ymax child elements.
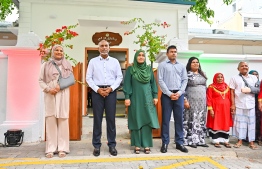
<box><xmin>183</xmin><ymin>71</ymin><xmax>207</xmax><ymax>146</ymax></box>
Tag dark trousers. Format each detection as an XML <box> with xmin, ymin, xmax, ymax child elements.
<box><xmin>161</xmin><ymin>93</ymin><xmax>184</xmax><ymax>145</ymax></box>
<box><xmin>92</xmin><ymin>90</ymin><xmax>117</xmax><ymax>148</ymax></box>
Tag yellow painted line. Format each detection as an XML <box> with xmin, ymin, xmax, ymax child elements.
<box><xmin>155</xmin><ymin>158</ymin><xmax>206</xmax><ymax>169</ymax></box>
<box><xmin>156</xmin><ymin>157</ymin><xmax>227</xmax><ymax>169</ymax></box>
<box><xmin>0</xmin><ymin>156</ymin><xmax>227</xmax><ymax>168</ymax></box>
<box><xmin>205</xmin><ymin>157</ymin><xmax>228</xmax><ymax>169</ymax></box>
<box><xmin>0</xmin><ymin>158</ymin><xmax>39</xmax><ymax>161</ymax></box>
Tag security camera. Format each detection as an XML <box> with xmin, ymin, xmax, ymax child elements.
<box><xmin>183</xmin><ymin>15</ymin><xmax>186</xmax><ymax>18</ymax></box>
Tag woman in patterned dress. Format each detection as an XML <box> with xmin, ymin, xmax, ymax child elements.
<box><xmin>183</xmin><ymin>57</ymin><xmax>209</xmax><ymax>148</ymax></box>
<box><xmin>206</xmin><ymin>73</ymin><xmax>233</xmax><ymax>148</ymax></box>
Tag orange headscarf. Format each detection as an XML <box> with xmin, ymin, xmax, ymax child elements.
<box><xmin>210</xmin><ymin>73</ymin><xmax>228</xmax><ymax>92</ymax></box>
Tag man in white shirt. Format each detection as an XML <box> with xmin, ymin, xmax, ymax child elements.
<box><xmin>229</xmin><ymin>61</ymin><xmax>258</xmax><ymax>150</ymax></box>
<box><xmin>86</xmin><ymin>40</ymin><xmax>123</xmax><ymax>156</ymax></box>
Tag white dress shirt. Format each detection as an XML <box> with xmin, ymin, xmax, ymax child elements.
<box><xmin>229</xmin><ymin>74</ymin><xmax>257</xmax><ymax>109</ymax></box>
<box><xmin>86</xmin><ymin>56</ymin><xmax>123</xmax><ymax>92</ymax></box>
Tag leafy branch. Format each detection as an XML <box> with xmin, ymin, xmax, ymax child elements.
<box><xmin>0</xmin><ymin>0</ymin><xmax>15</xmax><ymax>21</ymax></box>
<box><xmin>38</xmin><ymin>24</ymin><xmax>79</xmax><ymax>65</ymax></box>
<box><xmin>187</xmin><ymin>0</ymin><xmax>233</xmax><ymax>24</ymax></box>
<box><xmin>121</xmin><ymin>18</ymin><xmax>170</xmax><ymax>65</ymax></box>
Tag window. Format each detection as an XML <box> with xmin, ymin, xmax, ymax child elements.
<box><xmin>244</xmin><ymin>22</ymin><xmax>247</xmax><ymax>27</ymax></box>
<box><xmin>254</xmin><ymin>23</ymin><xmax>260</xmax><ymax>27</ymax></box>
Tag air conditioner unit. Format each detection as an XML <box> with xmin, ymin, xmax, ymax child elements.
<box><xmin>212</xmin><ymin>29</ymin><xmax>229</xmax><ymax>34</ymax></box>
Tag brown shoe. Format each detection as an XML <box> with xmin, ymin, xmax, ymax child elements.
<box><xmin>144</xmin><ymin>147</ymin><xmax>151</xmax><ymax>154</ymax></box>
<box><xmin>224</xmin><ymin>143</ymin><xmax>231</xmax><ymax>148</ymax></box>
<box><xmin>249</xmin><ymin>144</ymin><xmax>258</xmax><ymax>150</ymax></box>
<box><xmin>214</xmin><ymin>143</ymin><xmax>221</xmax><ymax>148</ymax></box>
<box><xmin>134</xmin><ymin>147</ymin><xmax>140</xmax><ymax>154</ymax></box>
<box><xmin>233</xmin><ymin>143</ymin><xmax>242</xmax><ymax>148</ymax></box>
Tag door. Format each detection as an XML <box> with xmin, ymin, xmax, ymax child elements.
<box><xmin>69</xmin><ymin>63</ymin><xmax>83</xmax><ymax>140</ymax></box>
<box><xmin>84</xmin><ymin>48</ymin><xmax>129</xmax><ymax>116</ymax></box>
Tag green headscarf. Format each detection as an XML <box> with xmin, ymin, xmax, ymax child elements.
<box><xmin>130</xmin><ymin>50</ymin><xmax>151</xmax><ymax>83</ymax></box>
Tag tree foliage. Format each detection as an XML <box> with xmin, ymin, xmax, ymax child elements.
<box><xmin>187</xmin><ymin>0</ymin><xmax>233</xmax><ymax>24</ymax></box>
<box><xmin>0</xmin><ymin>0</ymin><xmax>15</xmax><ymax>21</ymax></box>
<box><xmin>121</xmin><ymin>18</ymin><xmax>170</xmax><ymax>65</ymax></box>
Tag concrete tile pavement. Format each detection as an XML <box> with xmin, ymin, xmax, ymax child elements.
<box><xmin>0</xmin><ymin>116</ymin><xmax>262</xmax><ymax>169</ymax></box>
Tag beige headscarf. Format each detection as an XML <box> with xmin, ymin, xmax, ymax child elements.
<box><xmin>43</xmin><ymin>45</ymin><xmax>73</xmax><ymax>83</ymax></box>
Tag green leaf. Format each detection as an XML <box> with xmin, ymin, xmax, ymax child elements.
<box><xmin>188</xmin><ymin>0</ymin><xmax>233</xmax><ymax>24</ymax></box>
<box><xmin>0</xmin><ymin>0</ymin><xmax>16</xmax><ymax>20</ymax></box>
<box><xmin>121</xmin><ymin>18</ymin><xmax>170</xmax><ymax>63</ymax></box>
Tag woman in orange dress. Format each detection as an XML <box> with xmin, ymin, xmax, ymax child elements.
<box><xmin>206</xmin><ymin>73</ymin><xmax>233</xmax><ymax>148</ymax></box>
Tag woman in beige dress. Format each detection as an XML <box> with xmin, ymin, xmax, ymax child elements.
<box><xmin>39</xmin><ymin>45</ymin><xmax>72</xmax><ymax>158</ymax></box>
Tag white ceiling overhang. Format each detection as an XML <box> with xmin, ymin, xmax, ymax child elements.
<box><xmin>240</xmin><ymin>12</ymin><xmax>262</xmax><ymax>19</ymax></box>
<box><xmin>78</xmin><ymin>16</ymin><xmax>136</xmax><ymax>28</ymax></box>
<box><xmin>189</xmin><ymin>34</ymin><xmax>262</xmax><ymax>46</ymax></box>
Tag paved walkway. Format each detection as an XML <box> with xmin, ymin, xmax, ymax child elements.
<box><xmin>0</xmin><ymin>116</ymin><xmax>262</xmax><ymax>169</ymax></box>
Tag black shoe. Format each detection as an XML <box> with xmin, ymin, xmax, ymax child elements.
<box><xmin>176</xmin><ymin>144</ymin><xmax>188</xmax><ymax>153</ymax></box>
<box><xmin>109</xmin><ymin>147</ymin><xmax>117</xmax><ymax>156</ymax></box>
<box><xmin>93</xmin><ymin>148</ymin><xmax>100</xmax><ymax>157</ymax></box>
<box><xmin>160</xmin><ymin>144</ymin><xmax>168</xmax><ymax>153</ymax></box>
<box><xmin>198</xmin><ymin>144</ymin><xmax>209</xmax><ymax>147</ymax></box>
<box><xmin>189</xmin><ymin>143</ymin><xmax>197</xmax><ymax>148</ymax></box>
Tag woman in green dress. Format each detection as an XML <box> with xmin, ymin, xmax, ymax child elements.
<box><xmin>123</xmin><ymin>50</ymin><xmax>159</xmax><ymax>154</ymax></box>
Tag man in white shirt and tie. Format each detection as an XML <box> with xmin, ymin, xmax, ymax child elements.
<box><xmin>86</xmin><ymin>40</ymin><xmax>123</xmax><ymax>156</ymax></box>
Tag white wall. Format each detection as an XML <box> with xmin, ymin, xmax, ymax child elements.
<box><xmin>19</xmin><ymin>0</ymin><xmax>190</xmax><ymax>64</ymax></box>
<box><xmin>17</xmin><ymin>0</ymin><xmax>191</xmax><ymax>127</ymax></box>
<box><xmin>157</xmin><ymin>51</ymin><xmax>262</xmax><ymax>86</ymax></box>
<box><xmin>200</xmin><ymin>56</ymin><xmax>262</xmax><ymax>85</ymax></box>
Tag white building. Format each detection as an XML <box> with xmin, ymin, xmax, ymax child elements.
<box><xmin>2</xmin><ymin>0</ymin><xmax>262</xmax><ymax>143</ymax></box>
<box><xmin>0</xmin><ymin>0</ymin><xmax>195</xmax><ymax>142</ymax></box>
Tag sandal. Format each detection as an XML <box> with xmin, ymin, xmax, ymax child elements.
<box><xmin>249</xmin><ymin>144</ymin><xmax>258</xmax><ymax>150</ymax></box>
<box><xmin>58</xmin><ymin>151</ymin><xmax>66</xmax><ymax>158</ymax></box>
<box><xmin>233</xmin><ymin>143</ymin><xmax>242</xmax><ymax>148</ymax></box>
<box><xmin>224</xmin><ymin>143</ymin><xmax>231</xmax><ymax>148</ymax></box>
<box><xmin>144</xmin><ymin>147</ymin><xmax>151</xmax><ymax>154</ymax></box>
<box><xmin>214</xmin><ymin>143</ymin><xmax>221</xmax><ymax>148</ymax></box>
<box><xmin>134</xmin><ymin>147</ymin><xmax>140</xmax><ymax>154</ymax></box>
<box><xmin>45</xmin><ymin>152</ymin><xmax>53</xmax><ymax>158</ymax></box>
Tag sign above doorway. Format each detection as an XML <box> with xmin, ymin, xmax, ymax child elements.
<box><xmin>92</xmin><ymin>31</ymin><xmax>122</xmax><ymax>46</ymax></box>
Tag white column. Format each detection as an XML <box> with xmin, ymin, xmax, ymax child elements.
<box><xmin>0</xmin><ymin>48</ymin><xmax>42</xmax><ymax>143</ymax></box>
<box><xmin>0</xmin><ymin>53</ymin><xmax>8</xmax><ymax>125</ymax></box>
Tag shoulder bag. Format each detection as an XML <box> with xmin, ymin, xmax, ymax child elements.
<box><xmin>239</xmin><ymin>74</ymin><xmax>260</xmax><ymax>94</ymax></box>
<box><xmin>52</xmin><ymin>61</ymin><xmax>75</xmax><ymax>90</ymax></box>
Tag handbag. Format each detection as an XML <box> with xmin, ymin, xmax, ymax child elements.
<box><xmin>52</xmin><ymin>61</ymin><xmax>75</xmax><ymax>90</ymax></box>
<box><xmin>239</xmin><ymin>74</ymin><xmax>260</xmax><ymax>94</ymax></box>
